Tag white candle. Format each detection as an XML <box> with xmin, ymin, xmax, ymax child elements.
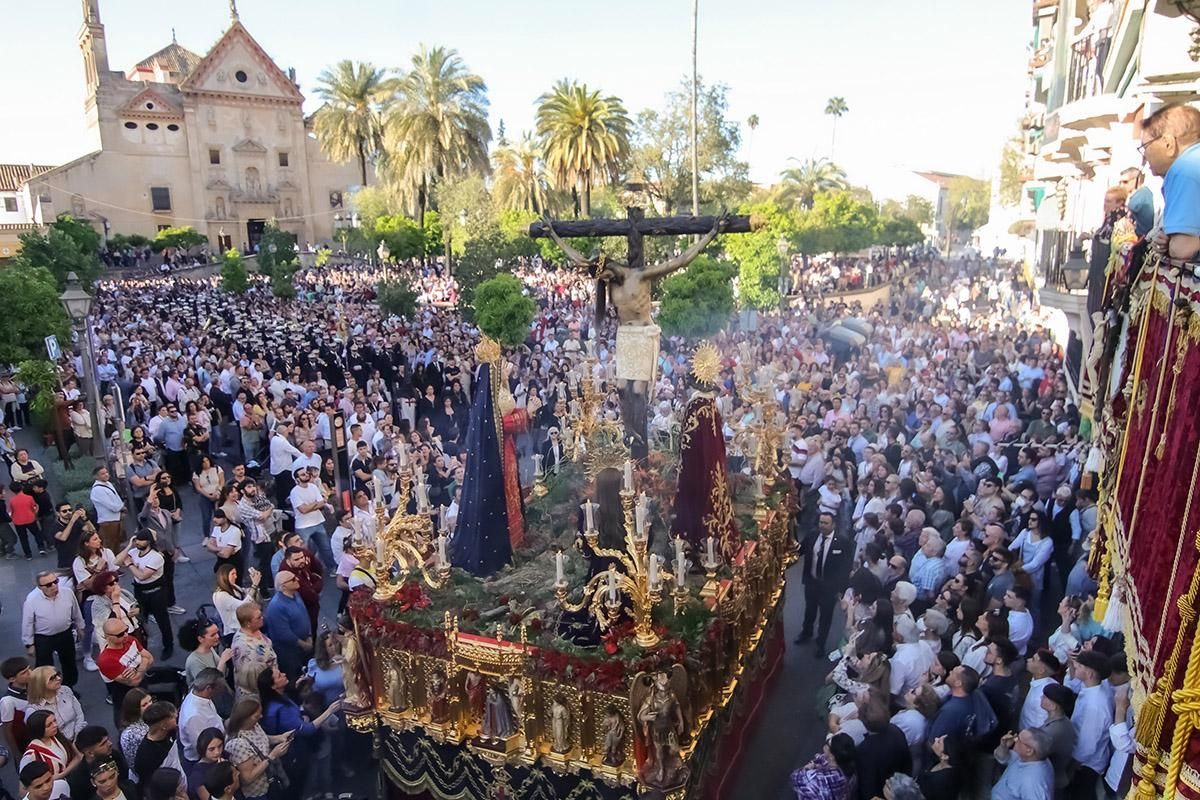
<box><xmin>398</xmin><ymin>443</ymin><xmax>409</xmax><ymax>468</ymax></box>
<box><xmin>569</xmin><ymin>399</ymin><xmax>580</xmax><ymax>416</ymax></box>
<box><xmin>558</xmin><ymin>381</ymin><xmax>567</xmax><ymax>401</ymax></box>
<box><xmin>417</xmin><ymin>483</ymin><xmax>429</xmax><ymax>509</ymax></box>
<box><xmin>583</xmin><ymin>501</ymin><xmax>595</xmax><ymax>532</ymax></box>
<box><xmin>593</xmin><ymin>375</ymin><xmax>602</xmax><ymax>394</ymax></box>
<box><xmin>376</xmin><ymin>534</ymin><xmax>386</xmax><ymax>566</ymax></box>
<box><xmin>675</xmin><ymin>537</ymin><xmax>686</xmax><ymax>584</ymax></box>
<box><xmin>373</xmin><ymin>475</ymin><xmax>383</xmax><ymax>503</ymax></box>
<box><xmin>533</xmin><ymin>453</ymin><xmax>544</xmax><ymax>477</ymax></box>
<box><xmin>555</xmin><ymin>550</ymin><xmax>565</xmax><ymax>585</ymax></box>
<box><xmin>607</xmin><ymin>569</ymin><xmax>618</xmax><ymax>604</ymax></box>
<box><xmin>437</xmin><ymin>533</ymin><xmax>448</xmax><ymax>568</ymax></box>
<box><xmin>576</xmin><ymin>434</ymin><xmax>587</xmax><ymax>455</ymax></box>
<box><xmin>624</xmin><ymin>459</ymin><xmax>634</xmax><ymax>491</ymax></box>
<box><xmin>635</xmin><ymin>505</ymin><xmax>645</xmax><ymax>536</ymax></box>
<box><xmin>707</xmin><ymin>536</ymin><xmax>716</xmax><ymax>565</ymax></box>
<box><xmin>755</xmin><ymin>475</ymin><xmax>765</xmax><ymax>497</ymax></box>
<box><xmin>438</xmin><ymin>505</ymin><xmax>446</xmax><ymax>530</ymax></box>
<box><xmin>649</xmin><ymin>554</ymin><xmax>660</xmax><ymax>590</ymax></box>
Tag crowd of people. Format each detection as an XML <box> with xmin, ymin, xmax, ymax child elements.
<box><xmin>0</xmin><ymin>192</ymin><xmax>1135</xmax><ymax>800</ymax></box>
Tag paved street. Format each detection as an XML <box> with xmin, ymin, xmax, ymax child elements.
<box><xmin>1</xmin><ymin>430</ymin><xmax>833</xmax><ymax>799</ymax></box>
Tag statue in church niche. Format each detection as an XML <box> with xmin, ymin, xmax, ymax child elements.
<box><xmin>244</xmin><ymin>167</ymin><xmax>261</xmax><ymax>196</ymax></box>
<box><xmin>464</xmin><ymin>670</ymin><xmax>485</xmax><ymax>722</ymax></box>
<box><xmin>214</xmin><ymin>197</ymin><xmax>226</xmax><ymax>219</ymax></box>
<box><xmin>631</xmin><ymin>669</ymin><xmax>689</xmax><ymax>790</ymax></box>
<box><xmin>427</xmin><ymin>667</ymin><xmax>451</xmax><ymax>724</ymax></box>
<box><xmin>481</xmin><ymin>683</ymin><xmax>517</xmax><ymax>741</ymax></box>
<box><xmin>384</xmin><ymin>660</ymin><xmax>406</xmax><ymax>711</ymax></box>
<box><xmin>550</xmin><ymin>698</ymin><xmax>571</xmax><ymax>754</ymax></box>
<box><xmin>602</xmin><ymin>705</ymin><xmax>625</xmax><ymax>767</ymax></box>
<box><xmin>507</xmin><ymin>677</ymin><xmax>525</xmax><ymax>727</ymax></box>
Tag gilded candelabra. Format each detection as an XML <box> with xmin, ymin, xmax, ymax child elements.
<box><xmin>368</xmin><ymin>468</ymin><xmax>452</xmax><ymax>596</ymax></box>
<box><xmin>555</xmin><ymin>469</ymin><xmax>689</xmax><ymax>648</ymax></box>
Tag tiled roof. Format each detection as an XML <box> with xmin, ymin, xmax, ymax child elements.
<box><xmin>0</xmin><ymin>164</ymin><xmax>55</xmax><ymax>192</ymax></box>
<box><xmin>134</xmin><ymin>42</ymin><xmax>203</xmax><ymax>77</ymax></box>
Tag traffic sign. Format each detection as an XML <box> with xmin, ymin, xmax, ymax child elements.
<box><xmin>44</xmin><ymin>335</ymin><xmax>61</xmax><ymax>362</ymax></box>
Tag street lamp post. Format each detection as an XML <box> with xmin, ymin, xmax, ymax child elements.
<box><xmin>59</xmin><ymin>271</ymin><xmax>106</xmax><ymax>461</ymax></box>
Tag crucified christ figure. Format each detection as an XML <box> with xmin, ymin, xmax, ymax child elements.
<box><xmin>542</xmin><ymin>212</ymin><xmax>732</xmax><ymax>327</ymax></box>
<box><xmin>542</xmin><ymin>213</ymin><xmax>731</xmax><ymax>457</ymax></box>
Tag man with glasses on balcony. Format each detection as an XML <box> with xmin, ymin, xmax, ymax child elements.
<box><xmin>1141</xmin><ymin>104</ymin><xmax>1200</xmax><ymax>264</ymax></box>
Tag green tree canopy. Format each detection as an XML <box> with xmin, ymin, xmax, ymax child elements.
<box><xmin>373</xmin><ymin>215</ymin><xmax>425</xmax><ymax>260</ymax></box>
<box><xmin>220</xmin><ymin>249</ymin><xmax>248</xmax><ymax>294</ymax></box>
<box><xmin>877</xmin><ymin>215</ymin><xmax>925</xmax><ymax>247</ymax></box>
<box><xmin>536</xmin><ymin>79</ymin><xmax>631</xmax><ymax>218</ymax></box>
<box><xmin>0</xmin><ymin>266</ymin><xmax>70</xmax><ymax>363</ymax></box>
<box><xmin>256</xmin><ymin>222</ymin><xmax>298</xmax><ymax>277</ymax></box>
<box><xmin>631</xmin><ymin>78</ymin><xmax>751</xmax><ymax>214</ymax></box>
<box><xmin>377</xmin><ymin>278</ymin><xmax>419</xmax><ymax>319</ymax></box>
<box><xmin>945</xmin><ymin>177</ymin><xmax>991</xmax><ymax>234</ymax></box>
<box><xmin>724</xmin><ymin>200</ymin><xmax>799</xmax><ymax>310</ymax></box>
<box><xmin>312</xmin><ymin>60</ymin><xmax>394</xmax><ymax>186</ymax></box>
<box><xmin>998</xmin><ymin>135</ymin><xmax>1025</xmax><ymax>207</ymax></box>
<box><xmin>151</xmin><ymin>225</ymin><xmax>207</xmax><ymax>253</ymax></box>
<box><xmin>657</xmin><ymin>255</ymin><xmax>736</xmax><ymax>339</ymax></box>
<box><xmin>472</xmin><ymin>274</ymin><xmax>535</xmax><ymax>347</ymax></box>
<box><xmin>107</xmin><ymin>233</ymin><xmax>150</xmax><ymax>250</ymax></box>
<box><xmin>799</xmin><ymin>191</ymin><xmax>879</xmax><ymax>256</ymax></box>
<box><xmin>775</xmin><ymin>157</ymin><xmax>847</xmax><ymax>210</ymax></box>
<box><xmin>11</xmin><ymin>214</ymin><xmax>102</xmax><ymax>288</ymax></box>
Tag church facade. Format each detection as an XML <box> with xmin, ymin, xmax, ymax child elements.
<box><xmin>20</xmin><ymin>1</ymin><xmax>365</xmax><ymax>252</ymax></box>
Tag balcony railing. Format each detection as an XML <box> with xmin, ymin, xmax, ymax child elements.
<box><xmin>1067</xmin><ymin>35</ymin><xmax>1112</xmax><ymax>104</ymax></box>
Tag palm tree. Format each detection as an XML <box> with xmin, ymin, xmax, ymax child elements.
<box><xmin>536</xmin><ymin>79</ymin><xmax>631</xmax><ymax>218</ymax></box>
<box><xmin>824</xmin><ymin>97</ymin><xmax>849</xmax><ymax>158</ymax></box>
<box><xmin>492</xmin><ymin>132</ymin><xmax>548</xmax><ymax>214</ymax></box>
<box><xmin>312</xmin><ymin>60</ymin><xmax>394</xmax><ymax>186</ymax></box>
<box><xmin>776</xmin><ymin>157</ymin><xmax>847</xmax><ymax>209</ymax></box>
<box><xmin>746</xmin><ymin>113</ymin><xmax>760</xmax><ymax>162</ymax></box>
<box><xmin>383</xmin><ymin>45</ymin><xmax>491</xmax><ymax>228</ymax></box>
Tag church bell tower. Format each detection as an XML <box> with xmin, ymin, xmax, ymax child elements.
<box><xmin>79</xmin><ymin>0</ymin><xmax>109</xmax><ymax>149</ymax></box>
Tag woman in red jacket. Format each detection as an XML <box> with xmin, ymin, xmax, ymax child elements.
<box><xmin>7</xmin><ymin>482</ymin><xmax>46</xmax><ymax>559</ymax></box>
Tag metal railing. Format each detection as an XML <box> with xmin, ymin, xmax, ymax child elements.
<box><xmin>1066</xmin><ymin>35</ymin><xmax>1111</xmax><ymax>104</ymax></box>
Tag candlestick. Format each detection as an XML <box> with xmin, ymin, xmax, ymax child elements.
<box><xmin>674</xmin><ymin>536</ymin><xmax>686</xmax><ymax>585</ymax></box>
<box><xmin>555</xmin><ymin>549</ymin><xmax>565</xmax><ymax>585</ymax></box>
<box><xmin>583</xmin><ymin>500</ymin><xmax>596</xmax><ymax>532</ymax></box>
<box><xmin>437</xmin><ymin>533</ymin><xmax>448</xmax><ymax>569</ymax></box>
<box><xmin>533</xmin><ymin>453</ymin><xmax>544</xmax><ymax>477</ymax></box>
<box><xmin>624</xmin><ymin>459</ymin><xmax>634</xmax><ymax>491</ymax></box>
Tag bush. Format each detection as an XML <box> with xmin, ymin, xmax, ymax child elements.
<box><xmin>472</xmin><ymin>274</ymin><xmax>536</xmax><ymax>347</ymax></box>
<box><xmin>50</xmin><ymin>456</ymin><xmax>98</xmax><ymax>491</ymax></box>
<box><xmin>151</xmin><ymin>225</ymin><xmax>206</xmax><ymax>254</ymax></box>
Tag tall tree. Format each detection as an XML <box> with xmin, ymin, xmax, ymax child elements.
<box><xmin>0</xmin><ymin>266</ymin><xmax>70</xmax><ymax>364</ymax></box>
<box><xmin>824</xmin><ymin>96</ymin><xmax>849</xmax><ymax>157</ymax></box>
<box><xmin>631</xmin><ymin>78</ymin><xmax>750</xmax><ymax>214</ymax></box>
<box><xmin>384</xmin><ymin>45</ymin><xmax>492</xmax><ymax>228</ymax></box>
<box><xmin>536</xmin><ymin>79</ymin><xmax>631</xmax><ymax>218</ymax></box>
<box><xmin>775</xmin><ymin>157</ymin><xmax>847</xmax><ymax>210</ymax></box>
<box><xmin>998</xmin><ymin>135</ymin><xmax>1025</xmax><ymax>207</ymax></box>
<box><xmin>945</xmin><ymin>177</ymin><xmax>991</xmax><ymax>239</ymax></box>
<box><xmin>11</xmin><ymin>214</ymin><xmax>102</xmax><ymax>289</ymax></box>
<box><xmin>312</xmin><ymin>60</ymin><xmax>394</xmax><ymax>186</ymax></box>
<box><xmin>491</xmin><ymin>131</ymin><xmax>548</xmax><ymax>214</ymax></box>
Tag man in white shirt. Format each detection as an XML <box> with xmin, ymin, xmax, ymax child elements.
<box><xmin>21</xmin><ymin>572</ymin><xmax>84</xmax><ymax>687</ymax></box>
<box><xmin>290</xmin><ymin>439</ymin><xmax>322</xmax><ymax>479</ymax></box>
<box><xmin>289</xmin><ymin>468</ymin><xmax>334</xmax><ymax>569</ymax></box>
<box><xmin>1068</xmin><ymin>650</ymin><xmax>1114</xmax><ymax>797</ymax></box>
<box><xmin>1019</xmin><ymin>649</ymin><xmax>1061</xmax><ymax>730</ymax></box>
<box><xmin>1003</xmin><ymin>586</ymin><xmax>1034</xmax><ymax>656</ymax></box>
<box><xmin>889</xmin><ymin>615</ymin><xmax>934</xmax><ymax>698</ymax></box>
<box><xmin>179</xmin><ymin>669</ymin><xmax>226</xmax><ymax>762</ymax></box>
<box><xmin>119</xmin><ymin>530</ymin><xmax>174</xmax><ymax>659</ymax></box>
<box><xmin>269</xmin><ymin>421</ymin><xmax>303</xmax><ymax>507</ymax></box>
<box><xmin>205</xmin><ymin>510</ymin><xmax>244</xmax><ymax>574</ymax></box>
<box><xmin>90</xmin><ymin>466</ymin><xmax>126</xmax><ymax>552</ymax></box>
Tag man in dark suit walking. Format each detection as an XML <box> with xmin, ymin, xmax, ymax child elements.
<box><xmin>540</xmin><ymin>427</ymin><xmax>565</xmax><ymax>475</ymax></box>
<box><xmin>795</xmin><ymin>511</ymin><xmax>853</xmax><ymax>656</ymax></box>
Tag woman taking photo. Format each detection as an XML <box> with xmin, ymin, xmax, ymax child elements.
<box><xmin>224</xmin><ymin>698</ymin><xmax>293</xmax><ymax>800</ymax></box>
<box><xmin>20</xmin><ymin>710</ymin><xmax>81</xmax><ymax>778</ymax></box>
<box><xmin>180</xmin><ymin>617</ymin><xmax>233</xmax><ymax>688</ymax></box>
<box><xmin>256</xmin><ymin>667</ymin><xmax>341</xmax><ymax>798</ymax></box>
<box><xmin>212</xmin><ymin>564</ymin><xmax>261</xmax><ymax>648</ymax></box>
<box><xmin>25</xmin><ymin>668</ymin><xmax>86</xmax><ymax>741</ymax></box>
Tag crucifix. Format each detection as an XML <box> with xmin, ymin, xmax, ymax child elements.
<box><xmin>529</xmin><ymin>206</ymin><xmax>759</xmax><ymax>458</ymax></box>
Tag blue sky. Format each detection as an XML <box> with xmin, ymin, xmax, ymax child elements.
<box><xmin>0</xmin><ymin>0</ymin><xmax>1031</xmax><ymax>198</ymax></box>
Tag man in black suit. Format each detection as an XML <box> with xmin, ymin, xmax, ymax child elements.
<box><xmin>540</xmin><ymin>427</ymin><xmax>565</xmax><ymax>474</ymax></box>
<box><xmin>795</xmin><ymin>511</ymin><xmax>853</xmax><ymax>656</ymax></box>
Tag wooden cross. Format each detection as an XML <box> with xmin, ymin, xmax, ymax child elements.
<box><xmin>528</xmin><ymin>206</ymin><xmax>758</xmax><ymax>457</ymax></box>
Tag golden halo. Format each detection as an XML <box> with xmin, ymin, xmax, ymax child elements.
<box><xmin>691</xmin><ymin>341</ymin><xmax>721</xmax><ymax>387</ymax></box>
